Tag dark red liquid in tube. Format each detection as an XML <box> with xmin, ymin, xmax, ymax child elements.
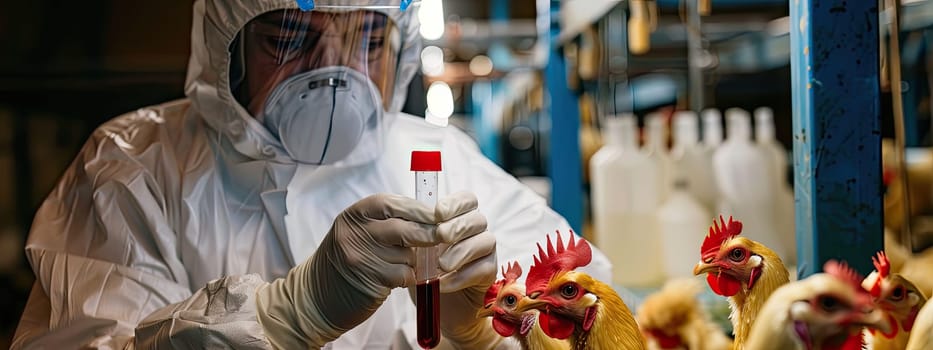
<box><xmin>416</xmin><ymin>278</ymin><xmax>440</xmax><ymax>348</ymax></box>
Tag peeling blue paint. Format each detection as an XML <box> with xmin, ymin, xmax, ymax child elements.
<box><xmin>791</xmin><ymin>0</ymin><xmax>884</xmax><ymax>277</ymax></box>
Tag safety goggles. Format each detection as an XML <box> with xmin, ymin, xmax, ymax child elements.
<box><xmin>233</xmin><ymin>8</ymin><xmax>402</xmax><ymax>116</ymax></box>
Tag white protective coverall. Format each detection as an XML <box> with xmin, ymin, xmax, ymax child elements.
<box><xmin>11</xmin><ymin>0</ymin><xmax>612</xmax><ymax>348</ymax></box>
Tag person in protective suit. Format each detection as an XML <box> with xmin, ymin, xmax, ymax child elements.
<box><xmin>11</xmin><ymin>0</ymin><xmax>611</xmax><ymax>348</ymax></box>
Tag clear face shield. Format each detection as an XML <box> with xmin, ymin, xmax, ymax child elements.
<box><xmin>230</xmin><ymin>6</ymin><xmax>405</xmax><ymax>164</ymax></box>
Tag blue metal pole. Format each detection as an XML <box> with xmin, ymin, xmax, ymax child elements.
<box><xmin>488</xmin><ymin>0</ymin><xmax>513</xmax><ymax>70</ymax></box>
<box><xmin>471</xmin><ymin>80</ymin><xmax>502</xmax><ymax>165</ymax></box>
<box><xmin>546</xmin><ymin>0</ymin><xmax>583</xmax><ymax>234</ymax></box>
<box><xmin>791</xmin><ymin>0</ymin><xmax>884</xmax><ymax>277</ymax></box>
<box><xmin>469</xmin><ymin>0</ymin><xmax>510</xmax><ymax>165</ymax></box>
<box><xmin>491</xmin><ymin>0</ymin><xmax>508</xmax><ymax>22</ymax></box>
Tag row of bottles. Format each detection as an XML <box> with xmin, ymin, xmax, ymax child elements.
<box><xmin>590</xmin><ymin>107</ymin><xmax>794</xmax><ymax>287</ymax></box>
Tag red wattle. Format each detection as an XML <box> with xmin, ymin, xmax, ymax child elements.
<box><xmin>648</xmin><ymin>329</ymin><xmax>683</xmax><ymax>348</ymax></box>
<box><xmin>880</xmin><ymin>314</ymin><xmax>898</xmax><ymax>339</ymax></box>
<box><xmin>538</xmin><ymin>311</ymin><xmax>575</xmax><ymax>339</ymax></box>
<box><xmin>707</xmin><ymin>272</ymin><xmax>741</xmax><ymax>296</ymax></box>
<box><xmin>835</xmin><ymin>334</ymin><xmax>864</xmax><ymax>350</ymax></box>
<box><xmin>492</xmin><ymin>317</ymin><xmax>517</xmax><ymax>337</ymax></box>
<box><xmin>825</xmin><ymin>329</ymin><xmax>865</xmax><ymax>350</ymax></box>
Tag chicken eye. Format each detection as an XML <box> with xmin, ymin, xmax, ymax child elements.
<box><xmin>504</xmin><ymin>295</ymin><xmax>517</xmax><ymax>306</ymax></box>
<box><xmin>890</xmin><ymin>286</ymin><xmax>906</xmax><ymax>301</ymax></box>
<box><xmin>560</xmin><ymin>283</ymin><xmax>578</xmax><ymax>299</ymax></box>
<box><xmin>729</xmin><ymin>248</ymin><xmax>746</xmax><ymax>262</ymax></box>
<box><xmin>818</xmin><ymin>295</ymin><xmax>843</xmax><ymax>312</ymax></box>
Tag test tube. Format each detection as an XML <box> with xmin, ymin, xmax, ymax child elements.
<box><xmin>410</xmin><ymin>150</ymin><xmax>442</xmax><ymax>349</ymax></box>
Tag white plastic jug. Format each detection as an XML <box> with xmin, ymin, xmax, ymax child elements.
<box><xmin>590</xmin><ymin>114</ymin><xmax>666</xmax><ymax>287</ymax></box>
<box><xmin>658</xmin><ymin>180</ymin><xmax>712</xmax><ymax>278</ymax></box>
<box><xmin>713</xmin><ymin>108</ymin><xmax>785</xmax><ymax>258</ymax></box>
<box><xmin>644</xmin><ymin>113</ymin><xmax>672</xmax><ymax>201</ymax></box>
<box><xmin>755</xmin><ymin>107</ymin><xmax>796</xmax><ymax>264</ymax></box>
<box><xmin>702</xmin><ymin>108</ymin><xmax>724</xmax><ymax>148</ymax></box>
<box><xmin>672</xmin><ymin>111</ymin><xmax>718</xmax><ymax>214</ymax></box>
<box><xmin>694</xmin><ymin>108</ymin><xmax>724</xmax><ymax>212</ymax></box>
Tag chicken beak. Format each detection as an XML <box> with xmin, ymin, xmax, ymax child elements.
<box><xmin>476</xmin><ymin>305</ymin><xmax>495</xmax><ymax>318</ymax></box>
<box><xmin>514</xmin><ymin>297</ymin><xmax>549</xmax><ymax>313</ymax></box>
<box><xmin>693</xmin><ymin>260</ymin><xmax>719</xmax><ymax>275</ymax></box>
<box><xmin>853</xmin><ymin>307</ymin><xmax>893</xmax><ymax>335</ymax></box>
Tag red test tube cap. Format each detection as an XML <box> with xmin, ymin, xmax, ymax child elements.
<box><xmin>411</xmin><ymin>151</ymin><xmax>442</xmax><ymax>172</ymax></box>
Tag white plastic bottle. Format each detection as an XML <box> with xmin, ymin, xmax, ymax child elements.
<box><xmin>702</xmin><ymin>108</ymin><xmax>724</xmax><ymax>148</ymax></box>
<box><xmin>590</xmin><ymin>114</ymin><xmax>665</xmax><ymax>288</ymax></box>
<box><xmin>672</xmin><ymin>111</ymin><xmax>700</xmax><ymax>151</ymax></box>
<box><xmin>694</xmin><ymin>108</ymin><xmax>724</xmax><ymax>212</ymax></box>
<box><xmin>660</xmin><ymin>111</ymin><xmax>715</xmax><ymax>278</ymax></box>
<box><xmin>671</xmin><ymin>111</ymin><xmax>717</xmax><ymax>212</ymax></box>
<box><xmin>644</xmin><ymin>113</ymin><xmax>672</xmax><ymax>201</ymax></box>
<box><xmin>658</xmin><ymin>179</ymin><xmax>712</xmax><ymax>279</ymax></box>
<box><xmin>713</xmin><ymin>108</ymin><xmax>784</xmax><ymax>257</ymax></box>
<box><xmin>590</xmin><ymin>116</ymin><xmax>626</xmax><ymax>249</ymax></box>
<box><xmin>754</xmin><ymin>107</ymin><xmax>787</xmax><ymax>183</ymax></box>
<box><xmin>755</xmin><ymin>107</ymin><xmax>796</xmax><ymax>264</ymax></box>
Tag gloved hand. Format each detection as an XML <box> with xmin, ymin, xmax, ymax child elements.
<box><xmin>255</xmin><ymin>193</ymin><xmax>440</xmax><ymax>348</ymax></box>
<box><xmin>418</xmin><ymin>192</ymin><xmax>501</xmax><ymax>349</ymax></box>
<box><xmin>253</xmin><ymin>192</ymin><xmax>500</xmax><ymax>349</ymax></box>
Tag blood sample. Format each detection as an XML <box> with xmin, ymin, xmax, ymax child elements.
<box><xmin>411</xmin><ymin>150</ymin><xmax>442</xmax><ymax>349</ymax></box>
<box><xmin>416</xmin><ymin>278</ymin><xmax>440</xmax><ymax>348</ymax></box>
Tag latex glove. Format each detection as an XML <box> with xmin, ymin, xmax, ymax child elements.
<box><xmin>255</xmin><ymin>193</ymin><xmax>443</xmax><ymax>349</ymax></box>
<box><xmin>414</xmin><ymin>192</ymin><xmax>502</xmax><ymax>349</ymax></box>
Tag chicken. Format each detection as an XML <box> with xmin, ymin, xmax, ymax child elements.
<box><xmin>514</xmin><ymin>231</ymin><xmax>646</xmax><ymax>349</ymax></box>
<box><xmin>692</xmin><ymin>215</ymin><xmax>790</xmax><ymax>348</ymax></box>
<box><xmin>906</xmin><ymin>291</ymin><xmax>933</xmax><ymax>350</ymax></box>
<box><xmin>636</xmin><ymin>278</ymin><xmax>733</xmax><ymax>350</ymax></box>
<box><xmin>861</xmin><ymin>251</ymin><xmax>928</xmax><ymax>349</ymax></box>
<box><xmin>745</xmin><ymin>260</ymin><xmax>893</xmax><ymax>350</ymax></box>
<box><xmin>898</xmin><ymin>246</ymin><xmax>933</xmax><ymax>301</ymax></box>
<box><xmin>476</xmin><ymin>261</ymin><xmax>570</xmax><ymax>350</ymax></box>
<box><xmin>884</xmin><ymin>228</ymin><xmax>933</xmax><ymax>299</ymax></box>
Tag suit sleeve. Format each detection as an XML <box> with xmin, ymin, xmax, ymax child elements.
<box><xmin>11</xmin><ymin>132</ymin><xmax>274</xmax><ymax>349</ymax></box>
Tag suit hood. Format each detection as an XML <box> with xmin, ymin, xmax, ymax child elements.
<box><xmin>184</xmin><ymin>0</ymin><xmax>421</xmax><ymax>165</ymax></box>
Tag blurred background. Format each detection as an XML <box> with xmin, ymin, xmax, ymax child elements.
<box><xmin>2</xmin><ymin>0</ymin><xmax>933</xmax><ymax>346</ymax></box>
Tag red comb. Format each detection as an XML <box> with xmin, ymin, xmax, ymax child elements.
<box><xmin>484</xmin><ymin>261</ymin><xmax>524</xmax><ymax>306</ymax></box>
<box><xmin>503</xmin><ymin>261</ymin><xmax>522</xmax><ymax>282</ymax></box>
<box><xmin>824</xmin><ymin>260</ymin><xmax>865</xmax><ymax>293</ymax></box>
<box><xmin>525</xmin><ymin>230</ymin><xmax>592</xmax><ymax>295</ymax></box>
<box><xmin>869</xmin><ymin>251</ymin><xmax>890</xmax><ymax>298</ymax></box>
<box><xmin>700</xmin><ymin>216</ymin><xmax>743</xmax><ymax>259</ymax></box>
<box><xmin>872</xmin><ymin>252</ymin><xmax>890</xmax><ymax>278</ymax></box>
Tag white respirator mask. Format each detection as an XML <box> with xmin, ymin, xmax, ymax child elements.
<box><xmin>261</xmin><ymin>66</ymin><xmax>384</xmax><ymax>165</ymax></box>
<box><xmin>231</xmin><ymin>8</ymin><xmax>403</xmax><ymax>165</ymax></box>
